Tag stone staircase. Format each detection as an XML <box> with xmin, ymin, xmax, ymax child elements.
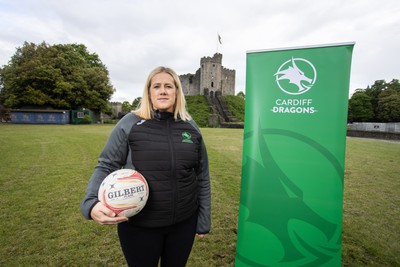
<box><xmin>205</xmin><ymin>92</ymin><xmax>243</xmax><ymax>128</ymax></box>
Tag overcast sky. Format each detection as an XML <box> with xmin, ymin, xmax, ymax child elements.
<box><xmin>1</xmin><ymin>0</ymin><xmax>399</xmax><ymax>103</ymax></box>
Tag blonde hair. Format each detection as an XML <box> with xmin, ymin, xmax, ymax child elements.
<box><xmin>133</xmin><ymin>66</ymin><xmax>191</xmax><ymax>121</ymax></box>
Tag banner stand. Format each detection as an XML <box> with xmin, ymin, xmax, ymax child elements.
<box><xmin>235</xmin><ymin>42</ymin><xmax>355</xmax><ymax>267</ymax></box>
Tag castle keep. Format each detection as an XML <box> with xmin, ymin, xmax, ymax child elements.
<box><xmin>179</xmin><ymin>53</ymin><xmax>235</xmax><ymax>96</ymax></box>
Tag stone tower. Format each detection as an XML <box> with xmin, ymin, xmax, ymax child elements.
<box><xmin>180</xmin><ymin>53</ymin><xmax>235</xmax><ymax>96</ymax></box>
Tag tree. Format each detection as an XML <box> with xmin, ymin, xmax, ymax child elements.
<box><xmin>236</xmin><ymin>91</ymin><xmax>245</xmax><ymax>99</ymax></box>
<box><xmin>121</xmin><ymin>101</ymin><xmax>132</xmax><ymax>112</ymax></box>
<box><xmin>365</xmin><ymin>80</ymin><xmax>386</xmax><ymax>121</ymax></box>
<box><xmin>376</xmin><ymin>88</ymin><xmax>400</xmax><ymax>122</ymax></box>
<box><xmin>348</xmin><ymin>90</ymin><xmax>373</xmax><ymax>122</ymax></box>
<box><xmin>132</xmin><ymin>97</ymin><xmax>142</xmax><ymax>110</ymax></box>
<box><xmin>0</xmin><ymin>42</ymin><xmax>114</xmax><ymax>112</ymax></box>
<box><xmin>387</xmin><ymin>79</ymin><xmax>400</xmax><ymax>93</ymax></box>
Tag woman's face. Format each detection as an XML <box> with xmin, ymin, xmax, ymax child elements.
<box><xmin>149</xmin><ymin>72</ymin><xmax>177</xmax><ymax>112</ymax></box>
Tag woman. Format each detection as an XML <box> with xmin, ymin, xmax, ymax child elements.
<box><xmin>80</xmin><ymin>66</ymin><xmax>211</xmax><ymax>267</ymax></box>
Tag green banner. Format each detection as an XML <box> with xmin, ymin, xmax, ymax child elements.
<box><xmin>235</xmin><ymin>43</ymin><xmax>355</xmax><ymax>267</ymax></box>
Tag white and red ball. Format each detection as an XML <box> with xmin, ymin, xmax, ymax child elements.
<box><xmin>98</xmin><ymin>169</ymin><xmax>149</xmax><ymax>217</ymax></box>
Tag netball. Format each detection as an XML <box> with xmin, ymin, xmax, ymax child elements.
<box><xmin>98</xmin><ymin>169</ymin><xmax>149</xmax><ymax>217</ymax></box>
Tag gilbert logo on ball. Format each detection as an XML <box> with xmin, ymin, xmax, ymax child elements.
<box><xmin>98</xmin><ymin>169</ymin><xmax>149</xmax><ymax>217</ymax></box>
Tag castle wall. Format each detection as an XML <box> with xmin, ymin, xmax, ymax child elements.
<box><xmin>193</xmin><ymin>69</ymin><xmax>201</xmax><ymax>94</ymax></box>
<box><xmin>181</xmin><ymin>70</ymin><xmax>201</xmax><ymax>96</ymax></box>
<box><xmin>110</xmin><ymin>102</ymin><xmax>122</xmax><ymax>118</ymax></box>
<box><xmin>221</xmin><ymin>68</ymin><xmax>236</xmax><ymax>96</ymax></box>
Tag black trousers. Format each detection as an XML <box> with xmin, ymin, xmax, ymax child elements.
<box><xmin>117</xmin><ymin>213</ymin><xmax>197</xmax><ymax>267</ymax></box>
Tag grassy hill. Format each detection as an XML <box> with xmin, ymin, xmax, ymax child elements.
<box><xmin>185</xmin><ymin>95</ymin><xmax>212</xmax><ymax>127</ymax></box>
<box><xmin>186</xmin><ymin>95</ymin><xmax>245</xmax><ymax>127</ymax></box>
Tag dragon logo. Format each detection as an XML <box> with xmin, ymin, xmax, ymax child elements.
<box><xmin>236</xmin><ymin>124</ymin><xmax>342</xmax><ymax>266</ymax></box>
<box><xmin>181</xmin><ymin>131</ymin><xmax>193</xmax><ymax>143</ymax></box>
<box><xmin>274</xmin><ymin>57</ymin><xmax>317</xmax><ymax>95</ymax></box>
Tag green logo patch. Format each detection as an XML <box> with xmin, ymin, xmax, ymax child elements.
<box><xmin>182</xmin><ymin>131</ymin><xmax>193</xmax><ymax>143</ymax></box>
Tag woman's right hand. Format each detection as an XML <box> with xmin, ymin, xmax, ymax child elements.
<box><xmin>90</xmin><ymin>202</ymin><xmax>128</xmax><ymax>225</ymax></box>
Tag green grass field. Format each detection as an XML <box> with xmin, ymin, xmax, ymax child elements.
<box><xmin>0</xmin><ymin>124</ymin><xmax>399</xmax><ymax>266</ymax></box>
